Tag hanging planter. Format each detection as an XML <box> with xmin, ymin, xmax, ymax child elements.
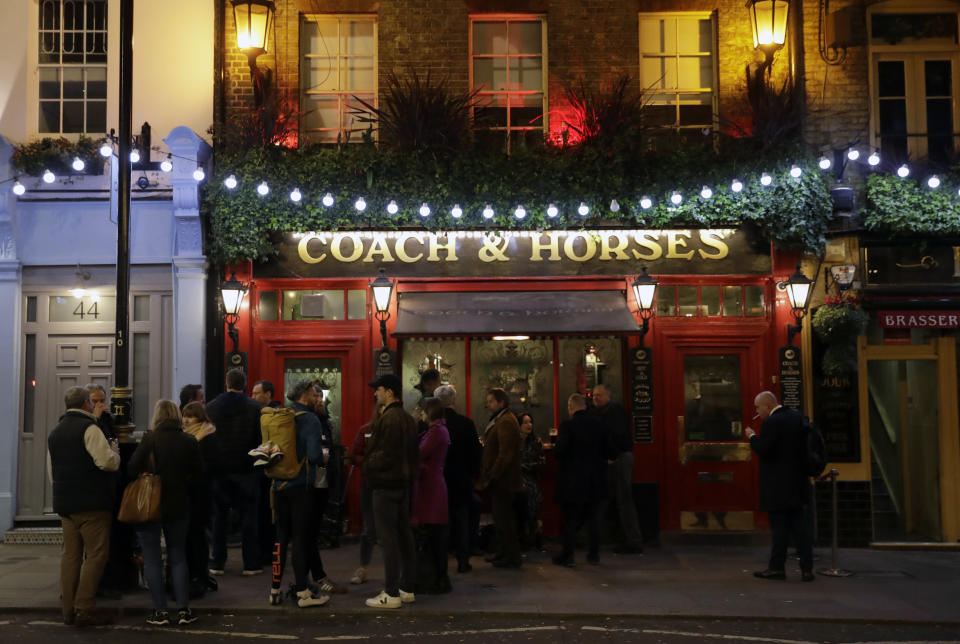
<box><xmin>811</xmin><ymin>293</ymin><xmax>869</xmax><ymax>376</ymax></box>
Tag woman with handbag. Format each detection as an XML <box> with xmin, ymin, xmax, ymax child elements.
<box><xmin>128</xmin><ymin>400</ymin><xmax>203</xmax><ymax>626</ymax></box>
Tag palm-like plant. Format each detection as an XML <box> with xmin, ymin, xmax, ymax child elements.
<box><xmin>561</xmin><ymin>75</ymin><xmax>654</xmax><ymax>149</ymax></box>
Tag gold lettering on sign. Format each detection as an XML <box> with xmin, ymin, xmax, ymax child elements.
<box><xmin>330</xmin><ymin>233</ymin><xmax>364</xmax><ymax>262</ymax></box>
<box><xmin>428</xmin><ymin>233</ymin><xmax>458</xmax><ymax>262</ymax></box>
<box><xmin>600</xmin><ymin>232</ymin><xmax>630</xmax><ymax>260</ymax></box>
<box><xmin>530</xmin><ymin>232</ymin><xmax>561</xmax><ymax>261</ymax></box>
<box><xmin>297</xmin><ymin>233</ymin><xmax>327</xmax><ymax>264</ymax></box>
<box><xmin>395</xmin><ymin>233</ymin><xmax>425</xmax><ymax>263</ymax></box>
<box><xmin>666</xmin><ymin>231</ymin><xmax>694</xmax><ymax>260</ymax></box>
<box><xmin>363</xmin><ymin>235</ymin><xmax>395</xmax><ymax>263</ymax></box>
<box><xmin>564</xmin><ymin>232</ymin><xmax>597</xmax><ymax>262</ymax></box>
<box><xmin>632</xmin><ymin>231</ymin><xmax>663</xmax><ymax>261</ymax></box>
<box><xmin>698</xmin><ymin>230</ymin><xmax>729</xmax><ymax>260</ymax></box>
<box><xmin>479</xmin><ymin>234</ymin><xmax>509</xmax><ymax>262</ymax></box>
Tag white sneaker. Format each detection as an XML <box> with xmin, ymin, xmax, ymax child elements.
<box><xmin>296</xmin><ymin>588</ymin><xmax>330</xmax><ymax>608</ymax></box>
<box><xmin>365</xmin><ymin>590</ymin><xmax>401</xmax><ymax>609</ymax></box>
<box><xmin>350</xmin><ymin>567</ymin><xmax>367</xmax><ymax>584</ymax></box>
<box><xmin>269</xmin><ymin>588</ymin><xmax>282</xmax><ymax>606</ymax></box>
<box><xmin>398</xmin><ymin>589</ymin><xmax>415</xmax><ymax>604</ymax></box>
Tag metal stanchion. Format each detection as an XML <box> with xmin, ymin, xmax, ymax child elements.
<box><xmin>817</xmin><ymin>468</ymin><xmax>854</xmax><ymax>577</ymax></box>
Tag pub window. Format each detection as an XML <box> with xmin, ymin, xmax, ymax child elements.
<box><xmin>655</xmin><ymin>284</ymin><xmax>764</xmax><ymax>318</ymax></box>
<box><xmin>656</xmin><ymin>285</ymin><xmax>676</xmax><ymax>317</ymax></box>
<box><xmin>259</xmin><ymin>290</ymin><xmax>279</xmax><ymax>321</ymax></box>
<box><xmin>470</xmin><ymin>15</ymin><xmax>547</xmax><ymax>152</ymax></box>
<box><xmin>347</xmin><ymin>289</ymin><xmax>366</xmax><ymax>320</ymax></box>
<box><xmin>557</xmin><ymin>338</ymin><xmax>623</xmax><ymax>441</ymax></box>
<box><xmin>639</xmin><ymin>12</ymin><xmax>717</xmax><ymax>136</ymax></box>
<box><xmin>281</xmin><ymin>289</ymin><xmax>346</xmax><ymax>320</ymax></box>
<box><xmin>869</xmin><ymin>5</ymin><xmax>960</xmax><ymax>163</ymax></box>
<box><xmin>300</xmin><ymin>15</ymin><xmax>377</xmax><ymax>145</ymax></box>
<box><xmin>38</xmin><ymin>0</ymin><xmax>108</xmax><ymax>135</ymax></box>
<box><xmin>400</xmin><ymin>338</ymin><xmax>467</xmax><ymax>416</ymax></box>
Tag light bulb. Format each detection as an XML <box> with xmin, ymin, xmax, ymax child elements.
<box><xmin>483</xmin><ymin>205</ymin><xmax>494</xmax><ymax>219</ymax></box>
<box><xmin>193</xmin><ymin>167</ymin><xmax>205</xmax><ymax>181</ymax></box>
<box><xmin>355</xmin><ymin>197</ymin><xmax>367</xmax><ymax>212</ymax></box>
<box><xmin>760</xmin><ymin>173</ymin><xmax>772</xmax><ymax>186</ymax></box>
<box><xmin>546</xmin><ymin>204</ymin><xmax>558</xmax><ymax>218</ymax></box>
<box><xmin>514</xmin><ymin>205</ymin><xmax>526</xmax><ymax>219</ymax></box>
<box><xmin>99</xmin><ymin>142</ymin><xmax>113</xmax><ymax>158</ymax></box>
<box><xmin>419</xmin><ymin>203</ymin><xmax>431</xmax><ymax>217</ymax></box>
<box><xmin>42</xmin><ymin>169</ymin><xmax>55</xmax><ymax>183</ymax></box>
<box><xmin>928</xmin><ymin>175</ymin><xmax>941</xmax><ymax>189</ymax></box>
<box><xmin>72</xmin><ymin>157</ymin><xmax>85</xmax><ymax>172</ymax></box>
<box><xmin>129</xmin><ymin>149</ymin><xmax>141</xmax><ymax>163</ymax></box>
<box><xmin>322</xmin><ymin>192</ymin><xmax>334</xmax><ymax>207</ymax></box>
<box><xmin>847</xmin><ymin>148</ymin><xmax>860</xmax><ymax>161</ymax></box>
<box><xmin>818</xmin><ymin>157</ymin><xmax>831</xmax><ymax>170</ymax></box>
<box><xmin>670</xmin><ymin>191</ymin><xmax>682</xmax><ymax>205</ymax></box>
<box><xmin>868</xmin><ymin>152</ymin><xmax>880</xmax><ymax>166</ymax></box>
<box><xmin>289</xmin><ymin>187</ymin><xmax>302</xmax><ymax>202</ymax></box>
<box><xmin>731</xmin><ymin>179</ymin><xmax>744</xmax><ymax>193</ymax></box>
<box><xmin>639</xmin><ymin>196</ymin><xmax>652</xmax><ymax>210</ymax></box>
<box><xmin>577</xmin><ymin>202</ymin><xmax>589</xmax><ymax>216</ymax></box>
<box><xmin>609</xmin><ymin>199</ymin><xmax>620</xmax><ymax>212</ymax></box>
<box><xmin>790</xmin><ymin>165</ymin><xmax>802</xmax><ymax>178</ymax></box>
<box><xmin>451</xmin><ymin>204</ymin><xmax>463</xmax><ymax>218</ymax></box>
<box><xmin>387</xmin><ymin>200</ymin><xmax>399</xmax><ymax>214</ymax></box>
<box><xmin>160</xmin><ymin>158</ymin><xmax>173</xmax><ymax>172</ymax></box>
<box><xmin>257</xmin><ymin>181</ymin><xmax>269</xmax><ymax>196</ymax></box>
<box><xmin>897</xmin><ymin>164</ymin><xmax>910</xmax><ymax>178</ymax></box>
<box><xmin>223</xmin><ymin>174</ymin><xmax>237</xmax><ymax>189</ymax></box>
<box><xmin>700</xmin><ymin>186</ymin><xmax>713</xmax><ymax>199</ymax></box>
<box><xmin>12</xmin><ymin>180</ymin><xmax>25</xmax><ymax>196</ymax></box>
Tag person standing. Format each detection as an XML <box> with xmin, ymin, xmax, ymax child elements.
<box><xmin>412</xmin><ymin>397</ymin><xmax>451</xmax><ymax>593</ymax></box>
<box><xmin>347</xmin><ymin>407</ymin><xmax>380</xmax><ymax>585</ymax></box>
<box><xmin>478</xmin><ymin>388</ymin><xmax>522</xmax><ymax>569</ymax></box>
<box><xmin>745</xmin><ymin>391</ymin><xmax>814</xmax><ymax>582</ymax></box>
<box><xmin>178</xmin><ymin>384</ymin><xmax>204</xmax><ymax>411</ymax></box>
<box><xmin>516</xmin><ymin>412</ymin><xmax>545</xmax><ymax>551</ymax></box>
<box><xmin>553</xmin><ymin>394</ymin><xmax>607</xmax><ymax>567</ymax></box>
<box><xmin>128</xmin><ymin>400</ymin><xmax>203</xmax><ymax>626</ymax></box>
<box><xmin>252</xmin><ymin>378</ymin><xmax>280</xmax><ymax>568</ymax></box>
<box><xmin>47</xmin><ymin>386</ymin><xmax>120</xmax><ymax>627</ymax></box>
<box><xmin>364</xmin><ymin>374</ymin><xmax>419</xmax><ymax>609</ymax></box>
<box><xmin>434</xmin><ymin>385</ymin><xmax>481</xmax><ymax>574</ymax></box>
<box><xmin>592</xmin><ymin>383</ymin><xmax>644</xmax><ymax>554</ymax></box>
<box><xmin>251</xmin><ymin>380</ymin><xmax>279</xmax><ymax>408</ymax></box>
<box><xmin>181</xmin><ymin>401</ymin><xmax>219</xmax><ymax>598</ymax></box>
<box><xmin>205</xmin><ymin>368</ymin><xmax>263</xmax><ymax>575</ymax></box>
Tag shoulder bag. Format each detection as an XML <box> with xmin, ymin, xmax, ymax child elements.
<box><xmin>118</xmin><ymin>440</ymin><xmax>162</xmax><ymax>523</ymax></box>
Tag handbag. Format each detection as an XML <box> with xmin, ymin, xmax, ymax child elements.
<box><xmin>118</xmin><ymin>442</ymin><xmax>162</xmax><ymax>523</ymax></box>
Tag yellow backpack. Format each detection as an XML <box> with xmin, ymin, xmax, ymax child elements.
<box><xmin>260</xmin><ymin>407</ymin><xmax>306</xmax><ymax>481</ymax></box>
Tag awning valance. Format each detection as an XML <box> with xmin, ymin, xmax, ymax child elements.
<box><xmin>393</xmin><ymin>291</ymin><xmax>640</xmax><ymax>335</ymax></box>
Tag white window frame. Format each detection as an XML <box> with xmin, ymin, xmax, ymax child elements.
<box><xmin>867</xmin><ymin>0</ymin><xmax>960</xmax><ymax>162</ymax></box>
<box><xmin>300</xmin><ymin>14</ymin><xmax>378</xmax><ymax>145</ymax></box>
<box><xmin>468</xmin><ymin>13</ymin><xmax>548</xmax><ymax>153</ymax></box>
<box><xmin>31</xmin><ymin>0</ymin><xmax>113</xmax><ymax>138</ymax></box>
<box><xmin>638</xmin><ymin>11</ymin><xmax>719</xmax><ymax>135</ymax></box>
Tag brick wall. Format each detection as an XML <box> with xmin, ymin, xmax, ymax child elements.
<box><xmin>219</xmin><ymin>0</ymin><xmax>875</xmax><ymax>157</ymax></box>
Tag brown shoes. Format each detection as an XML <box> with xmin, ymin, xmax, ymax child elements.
<box><xmin>73</xmin><ymin>608</ymin><xmax>114</xmax><ymax>627</ymax></box>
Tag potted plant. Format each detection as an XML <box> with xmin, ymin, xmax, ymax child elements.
<box><xmin>811</xmin><ymin>292</ymin><xmax>869</xmax><ymax>376</ymax></box>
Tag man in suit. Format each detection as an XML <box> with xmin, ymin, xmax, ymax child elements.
<box><xmin>553</xmin><ymin>393</ymin><xmax>607</xmax><ymax>567</ymax></box>
<box><xmin>745</xmin><ymin>391</ymin><xmax>814</xmax><ymax>582</ymax></box>
<box><xmin>477</xmin><ymin>388</ymin><xmax>522</xmax><ymax>568</ymax></box>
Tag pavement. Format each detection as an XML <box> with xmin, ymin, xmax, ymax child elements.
<box><xmin>0</xmin><ymin>538</ymin><xmax>958</xmax><ymax>625</ymax></box>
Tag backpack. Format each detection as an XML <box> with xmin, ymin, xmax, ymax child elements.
<box><xmin>260</xmin><ymin>407</ymin><xmax>306</xmax><ymax>481</ymax></box>
<box><xmin>802</xmin><ymin>417</ymin><xmax>827</xmax><ymax>478</ymax></box>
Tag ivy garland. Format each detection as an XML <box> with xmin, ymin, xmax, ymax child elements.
<box><xmin>202</xmin><ymin>144</ymin><xmax>834</xmax><ymax>265</ymax></box>
<box><xmin>863</xmin><ymin>173</ymin><xmax>960</xmax><ymax>235</ymax></box>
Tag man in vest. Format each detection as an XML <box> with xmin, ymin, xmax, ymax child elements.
<box><xmin>47</xmin><ymin>385</ymin><xmax>121</xmax><ymax>627</ymax></box>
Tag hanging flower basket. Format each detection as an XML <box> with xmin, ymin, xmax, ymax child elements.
<box><xmin>811</xmin><ymin>293</ymin><xmax>869</xmax><ymax>376</ymax></box>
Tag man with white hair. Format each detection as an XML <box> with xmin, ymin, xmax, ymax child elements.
<box><xmin>435</xmin><ymin>385</ymin><xmax>481</xmax><ymax>573</ymax></box>
<box><xmin>745</xmin><ymin>391</ymin><xmax>814</xmax><ymax>582</ymax></box>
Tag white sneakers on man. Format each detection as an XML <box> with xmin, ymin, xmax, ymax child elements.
<box><xmin>350</xmin><ymin>566</ymin><xmax>367</xmax><ymax>584</ymax></box>
<box><xmin>398</xmin><ymin>589</ymin><xmax>415</xmax><ymax>604</ymax></box>
<box><xmin>296</xmin><ymin>588</ymin><xmax>330</xmax><ymax>608</ymax></box>
<box><xmin>365</xmin><ymin>591</ymin><xmax>402</xmax><ymax>609</ymax></box>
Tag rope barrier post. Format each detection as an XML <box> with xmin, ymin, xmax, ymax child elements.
<box><xmin>817</xmin><ymin>468</ymin><xmax>854</xmax><ymax>577</ymax></box>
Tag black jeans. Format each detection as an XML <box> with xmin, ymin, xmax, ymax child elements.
<box><xmin>448</xmin><ymin>498</ymin><xmax>471</xmax><ymax>567</ymax></box>
<box><xmin>360</xmin><ymin>485</ymin><xmax>377</xmax><ymax>567</ymax></box>
<box><xmin>273</xmin><ymin>485</ymin><xmax>324</xmax><ymax>592</ymax></box>
<box><xmin>372</xmin><ymin>488</ymin><xmax>416</xmax><ymax>597</ymax></box>
<box><xmin>211</xmin><ymin>472</ymin><xmax>261</xmax><ymax>571</ymax></box>
<box><xmin>491</xmin><ymin>486</ymin><xmax>520</xmax><ymax>565</ymax></box>
<box><xmin>560</xmin><ymin>499</ymin><xmax>600</xmax><ymax>562</ymax></box>
<box><xmin>768</xmin><ymin>507</ymin><xmax>813</xmax><ymax>572</ymax></box>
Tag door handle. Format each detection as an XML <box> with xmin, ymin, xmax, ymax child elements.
<box><xmin>677</xmin><ymin>416</ymin><xmax>685</xmax><ymax>441</ymax></box>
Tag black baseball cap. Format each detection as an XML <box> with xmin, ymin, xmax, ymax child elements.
<box><xmin>369</xmin><ymin>374</ymin><xmax>402</xmax><ymax>398</ymax></box>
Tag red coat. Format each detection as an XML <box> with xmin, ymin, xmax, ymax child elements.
<box><xmin>412</xmin><ymin>419</ymin><xmax>450</xmax><ymax>525</ymax></box>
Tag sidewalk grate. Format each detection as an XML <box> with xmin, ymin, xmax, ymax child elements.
<box><xmin>3</xmin><ymin>528</ymin><xmax>63</xmax><ymax>546</ymax></box>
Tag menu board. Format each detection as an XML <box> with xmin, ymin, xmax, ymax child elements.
<box><xmin>630</xmin><ymin>346</ymin><xmax>654</xmax><ymax>444</ymax></box>
<box><xmin>778</xmin><ymin>346</ymin><xmax>802</xmax><ymax>411</ymax></box>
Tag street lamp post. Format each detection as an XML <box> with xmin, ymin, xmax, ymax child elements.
<box><xmin>220</xmin><ymin>271</ymin><xmax>248</xmax><ymax>371</ymax></box>
<box><xmin>781</xmin><ymin>263</ymin><xmax>814</xmax><ymax>346</ymax></box>
<box><xmin>746</xmin><ymin>0</ymin><xmax>790</xmax><ymax>67</ymax></box>
<box><xmin>232</xmin><ymin>0</ymin><xmax>276</xmax><ymax>107</ymax></box>
<box><xmin>631</xmin><ymin>267</ymin><xmax>659</xmax><ymax>347</ymax></box>
<box><xmin>370</xmin><ymin>268</ymin><xmax>396</xmax><ymax>376</ymax></box>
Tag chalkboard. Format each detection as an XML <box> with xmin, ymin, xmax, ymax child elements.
<box><xmin>779</xmin><ymin>346</ymin><xmax>802</xmax><ymax>411</ymax></box>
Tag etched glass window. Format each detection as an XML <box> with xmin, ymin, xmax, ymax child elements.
<box><xmin>400</xmin><ymin>338</ymin><xmax>467</xmax><ymax>416</ymax></box>
<box><xmin>470</xmin><ymin>338</ymin><xmax>553</xmax><ymax>439</ymax></box>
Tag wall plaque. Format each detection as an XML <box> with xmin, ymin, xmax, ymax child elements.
<box><xmin>634</xmin><ymin>415</ymin><xmax>653</xmax><ymax>444</ymax></box>
<box><xmin>778</xmin><ymin>346</ymin><xmax>802</xmax><ymax>411</ymax></box>
<box><xmin>630</xmin><ymin>346</ymin><xmax>653</xmax><ymax>416</ymax></box>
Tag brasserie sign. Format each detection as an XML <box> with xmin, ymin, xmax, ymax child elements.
<box><xmin>256</xmin><ymin>229</ymin><xmax>771</xmax><ymax>279</ymax></box>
